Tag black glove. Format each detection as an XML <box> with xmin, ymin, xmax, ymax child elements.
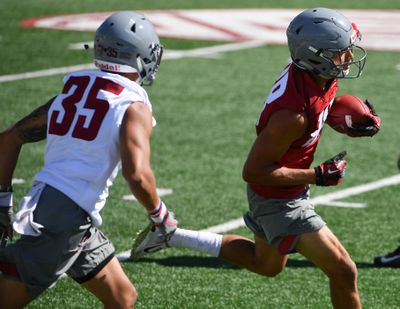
<box><xmin>314</xmin><ymin>151</ymin><xmax>347</xmax><ymax>186</ymax></box>
<box><xmin>347</xmin><ymin>100</ymin><xmax>381</xmax><ymax>137</ymax></box>
<box><xmin>0</xmin><ymin>207</ymin><xmax>14</xmax><ymax>246</ymax></box>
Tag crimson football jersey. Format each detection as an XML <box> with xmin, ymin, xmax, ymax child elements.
<box><xmin>249</xmin><ymin>63</ymin><xmax>338</xmax><ymax>199</ymax></box>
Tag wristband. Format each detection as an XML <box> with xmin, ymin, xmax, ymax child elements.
<box><xmin>149</xmin><ymin>201</ymin><xmax>167</xmax><ymax>224</ymax></box>
<box><xmin>314</xmin><ymin>167</ymin><xmax>324</xmax><ymax>186</ymax></box>
<box><xmin>0</xmin><ymin>191</ymin><xmax>13</xmax><ymax>207</ymax></box>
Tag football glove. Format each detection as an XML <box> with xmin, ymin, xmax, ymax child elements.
<box><xmin>315</xmin><ymin>151</ymin><xmax>347</xmax><ymax>186</ymax></box>
<box><xmin>347</xmin><ymin>100</ymin><xmax>381</xmax><ymax>137</ymax></box>
<box><xmin>148</xmin><ymin>201</ymin><xmax>177</xmax><ymax>240</ymax></box>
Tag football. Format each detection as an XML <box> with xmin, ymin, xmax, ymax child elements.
<box><xmin>326</xmin><ymin>94</ymin><xmax>373</xmax><ymax>134</ymax></box>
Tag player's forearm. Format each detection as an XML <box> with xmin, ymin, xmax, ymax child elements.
<box><xmin>0</xmin><ymin>129</ymin><xmax>23</xmax><ymax>186</ymax></box>
<box><xmin>123</xmin><ymin>168</ymin><xmax>160</xmax><ymax>212</ymax></box>
<box><xmin>243</xmin><ymin>164</ymin><xmax>316</xmax><ymax>186</ymax></box>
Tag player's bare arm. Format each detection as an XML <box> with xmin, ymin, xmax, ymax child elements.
<box><xmin>12</xmin><ymin>98</ymin><xmax>53</xmax><ymax>143</ymax></box>
<box><xmin>0</xmin><ymin>98</ymin><xmax>53</xmax><ymax>186</ymax></box>
<box><xmin>242</xmin><ymin>109</ymin><xmax>316</xmax><ymax>186</ymax></box>
<box><xmin>120</xmin><ymin>102</ymin><xmax>160</xmax><ymax>212</ymax></box>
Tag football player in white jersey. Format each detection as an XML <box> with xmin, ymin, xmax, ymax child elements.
<box><xmin>0</xmin><ymin>11</ymin><xmax>177</xmax><ymax>308</ymax></box>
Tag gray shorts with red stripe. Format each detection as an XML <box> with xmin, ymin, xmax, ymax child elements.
<box><xmin>0</xmin><ymin>185</ymin><xmax>114</xmax><ymax>299</ymax></box>
<box><xmin>244</xmin><ymin>185</ymin><xmax>325</xmax><ymax>254</ymax></box>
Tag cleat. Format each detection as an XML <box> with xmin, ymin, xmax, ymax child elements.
<box><xmin>130</xmin><ymin>224</ymin><xmax>169</xmax><ymax>261</ymax></box>
<box><xmin>374</xmin><ymin>246</ymin><xmax>400</xmax><ymax>268</ymax></box>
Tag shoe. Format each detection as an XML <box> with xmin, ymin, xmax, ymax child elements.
<box><xmin>130</xmin><ymin>224</ymin><xmax>169</xmax><ymax>261</ymax></box>
<box><xmin>374</xmin><ymin>246</ymin><xmax>400</xmax><ymax>268</ymax></box>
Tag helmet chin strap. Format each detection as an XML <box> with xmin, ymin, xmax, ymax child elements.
<box><xmin>94</xmin><ymin>59</ymin><xmax>144</xmax><ymax>84</ymax></box>
<box><xmin>134</xmin><ymin>75</ymin><xmax>143</xmax><ymax>85</ymax></box>
<box><xmin>94</xmin><ymin>59</ymin><xmax>138</xmax><ymax>73</ymax></box>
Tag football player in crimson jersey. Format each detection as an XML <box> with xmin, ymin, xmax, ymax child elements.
<box><xmin>0</xmin><ymin>12</ymin><xmax>177</xmax><ymax>308</ymax></box>
<box><xmin>132</xmin><ymin>8</ymin><xmax>380</xmax><ymax>309</ymax></box>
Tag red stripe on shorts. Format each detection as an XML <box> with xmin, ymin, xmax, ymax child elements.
<box><xmin>0</xmin><ymin>261</ymin><xmax>20</xmax><ymax>278</ymax></box>
<box><xmin>278</xmin><ymin>234</ymin><xmax>297</xmax><ymax>255</ymax></box>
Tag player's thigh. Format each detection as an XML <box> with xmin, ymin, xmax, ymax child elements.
<box><xmin>0</xmin><ymin>277</ymin><xmax>31</xmax><ymax>308</ymax></box>
<box><xmin>254</xmin><ymin>235</ymin><xmax>288</xmax><ymax>273</ymax></box>
<box><xmin>296</xmin><ymin>225</ymin><xmax>352</xmax><ymax>274</ymax></box>
<box><xmin>82</xmin><ymin>256</ymin><xmax>136</xmax><ymax>304</ymax></box>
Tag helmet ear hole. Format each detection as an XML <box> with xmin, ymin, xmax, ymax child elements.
<box><xmin>131</xmin><ymin>24</ymin><xmax>136</xmax><ymax>33</ymax></box>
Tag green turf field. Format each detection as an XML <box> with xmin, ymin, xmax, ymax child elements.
<box><xmin>1</xmin><ymin>0</ymin><xmax>400</xmax><ymax>308</ymax></box>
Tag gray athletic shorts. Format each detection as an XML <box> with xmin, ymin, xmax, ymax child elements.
<box><xmin>244</xmin><ymin>185</ymin><xmax>325</xmax><ymax>255</ymax></box>
<box><xmin>0</xmin><ymin>185</ymin><xmax>115</xmax><ymax>299</ymax></box>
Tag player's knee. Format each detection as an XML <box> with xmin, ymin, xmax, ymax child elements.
<box><xmin>120</xmin><ymin>283</ymin><xmax>137</xmax><ymax>308</ymax></box>
<box><xmin>105</xmin><ymin>282</ymin><xmax>137</xmax><ymax>308</ymax></box>
<box><xmin>254</xmin><ymin>261</ymin><xmax>284</xmax><ymax>277</ymax></box>
<box><xmin>261</xmin><ymin>266</ymin><xmax>283</xmax><ymax>277</ymax></box>
<box><xmin>329</xmin><ymin>258</ymin><xmax>358</xmax><ymax>285</ymax></box>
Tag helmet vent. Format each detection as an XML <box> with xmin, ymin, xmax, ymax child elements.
<box><xmin>295</xmin><ymin>26</ymin><xmax>303</xmax><ymax>34</ymax></box>
<box><xmin>110</xmin><ymin>22</ymin><xmax>114</xmax><ymax>27</ymax></box>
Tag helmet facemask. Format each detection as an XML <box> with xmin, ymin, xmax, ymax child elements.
<box><xmin>313</xmin><ymin>44</ymin><xmax>367</xmax><ymax>79</ymax></box>
<box><xmin>137</xmin><ymin>43</ymin><xmax>163</xmax><ymax>86</ymax></box>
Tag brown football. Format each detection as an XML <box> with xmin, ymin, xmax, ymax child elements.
<box><xmin>327</xmin><ymin>94</ymin><xmax>372</xmax><ymax>134</ymax></box>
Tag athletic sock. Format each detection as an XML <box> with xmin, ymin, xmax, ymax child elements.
<box><xmin>169</xmin><ymin>228</ymin><xmax>223</xmax><ymax>257</ymax></box>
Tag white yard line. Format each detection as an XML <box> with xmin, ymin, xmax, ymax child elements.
<box><xmin>123</xmin><ymin>188</ymin><xmax>173</xmax><ymax>201</ymax></box>
<box><xmin>0</xmin><ymin>64</ymin><xmax>95</xmax><ymax>83</ymax></box>
<box><xmin>319</xmin><ymin>201</ymin><xmax>366</xmax><ymax>208</ymax></box>
<box><xmin>117</xmin><ymin>174</ymin><xmax>400</xmax><ymax>261</ymax></box>
<box><xmin>0</xmin><ymin>41</ymin><xmax>267</xmax><ymax>84</ymax></box>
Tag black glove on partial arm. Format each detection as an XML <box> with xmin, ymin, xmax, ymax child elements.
<box><xmin>314</xmin><ymin>151</ymin><xmax>347</xmax><ymax>186</ymax></box>
<box><xmin>347</xmin><ymin>100</ymin><xmax>381</xmax><ymax>137</ymax></box>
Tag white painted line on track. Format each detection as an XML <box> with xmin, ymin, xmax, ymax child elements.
<box><xmin>0</xmin><ymin>41</ymin><xmax>267</xmax><ymax>84</ymax></box>
<box><xmin>117</xmin><ymin>174</ymin><xmax>400</xmax><ymax>261</ymax></box>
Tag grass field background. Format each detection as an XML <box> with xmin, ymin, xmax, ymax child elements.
<box><xmin>0</xmin><ymin>0</ymin><xmax>399</xmax><ymax>308</ymax></box>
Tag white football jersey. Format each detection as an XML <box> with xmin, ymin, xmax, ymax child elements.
<box><xmin>35</xmin><ymin>70</ymin><xmax>154</xmax><ymax>226</ymax></box>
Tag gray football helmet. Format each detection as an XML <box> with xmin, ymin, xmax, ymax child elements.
<box><xmin>94</xmin><ymin>11</ymin><xmax>163</xmax><ymax>85</ymax></box>
<box><xmin>286</xmin><ymin>8</ymin><xmax>366</xmax><ymax>79</ymax></box>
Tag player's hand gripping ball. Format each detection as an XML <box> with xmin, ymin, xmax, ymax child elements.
<box><xmin>327</xmin><ymin>94</ymin><xmax>381</xmax><ymax>137</ymax></box>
